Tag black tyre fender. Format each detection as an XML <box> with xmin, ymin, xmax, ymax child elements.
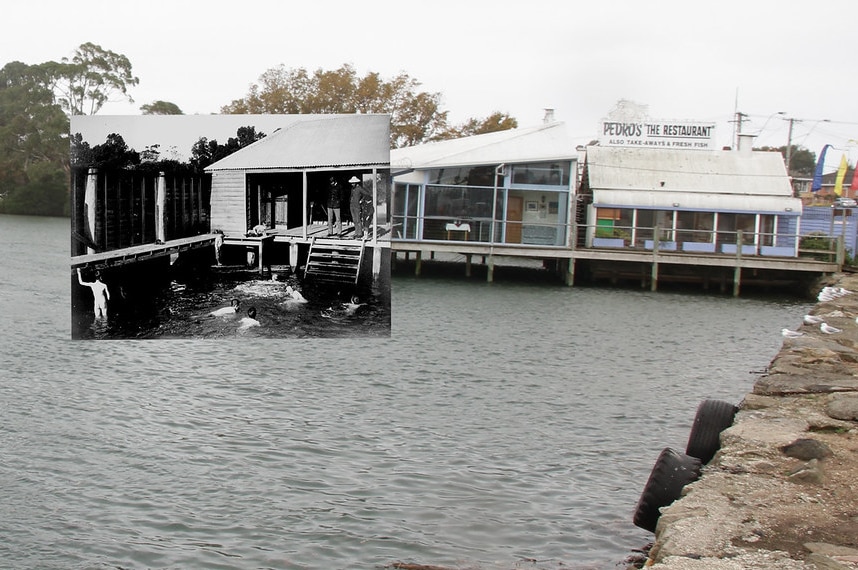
<box><xmin>633</xmin><ymin>447</ymin><xmax>702</xmax><ymax>533</ymax></box>
<box><xmin>685</xmin><ymin>399</ymin><xmax>738</xmax><ymax>464</ymax></box>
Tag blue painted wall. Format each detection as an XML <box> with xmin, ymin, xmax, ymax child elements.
<box><xmin>801</xmin><ymin>206</ymin><xmax>858</xmax><ymax>255</ymax></box>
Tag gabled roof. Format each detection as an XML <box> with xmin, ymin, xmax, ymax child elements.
<box><xmin>586</xmin><ymin>146</ymin><xmax>801</xmax><ymax>213</ymax></box>
<box><xmin>390</xmin><ymin>121</ymin><xmax>578</xmax><ymax>169</ymax></box>
<box><xmin>586</xmin><ymin>146</ymin><xmax>793</xmax><ymax>196</ymax></box>
<box><xmin>205</xmin><ymin>114</ymin><xmax>390</xmax><ymax>171</ymax></box>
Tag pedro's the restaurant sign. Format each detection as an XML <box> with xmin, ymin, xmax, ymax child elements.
<box><xmin>600</xmin><ymin>120</ymin><xmax>717</xmax><ymax>150</ymax></box>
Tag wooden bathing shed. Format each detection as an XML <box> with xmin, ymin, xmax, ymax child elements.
<box><xmin>205</xmin><ymin>114</ymin><xmax>392</xmax><ymax>284</ymax></box>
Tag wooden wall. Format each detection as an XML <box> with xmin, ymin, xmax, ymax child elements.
<box><xmin>209</xmin><ymin>170</ymin><xmax>247</xmax><ymax>237</ymax></box>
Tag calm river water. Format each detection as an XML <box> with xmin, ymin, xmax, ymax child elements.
<box><xmin>0</xmin><ymin>214</ymin><xmax>811</xmax><ymax>569</ymax></box>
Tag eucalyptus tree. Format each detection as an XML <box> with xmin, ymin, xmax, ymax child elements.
<box><xmin>41</xmin><ymin>42</ymin><xmax>139</xmax><ymax>116</ymax></box>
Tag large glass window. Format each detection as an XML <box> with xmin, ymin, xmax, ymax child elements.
<box><xmin>596</xmin><ymin>207</ymin><xmax>634</xmax><ymax>243</ymax></box>
<box><xmin>718</xmin><ymin>213</ymin><xmax>756</xmax><ymax>244</ymax></box>
<box><xmin>429</xmin><ymin>166</ymin><xmax>498</xmax><ymax>187</ymax></box>
<box><xmin>635</xmin><ymin>209</ymin><xmax>674</xmax><ymax>243</ymax></box>
<box><xmin>505</xmin><ymin>190</ymin><xmax>568</xmax><ymax>245</ymax></box>
<box><xmin>423</xmin><ymin>185</ymin><xmax>495</xmax><ymax>241</ymax></box>
<box><xmin>676</xmin><ymin>211</ymin><xmax>715</xmax><ymax>243</ymax></box>
<box><xmin>511</xmin><ymin>162</ymin><xmax>570</xmax><ymax>186</ymax></box>
<box><xmin>759</xmin><ymin>214</ymin><xmax>775</xmax><ymax>246</ymax></box>
<box><xmin>392</xmin><ymin>183</ymin><xmax>420</xmax><ymax>239</ymax></box>
<box><xmin>424</xmin><ymin>185</ymin><xmax>494</xmax><ymax>218</ymax></box>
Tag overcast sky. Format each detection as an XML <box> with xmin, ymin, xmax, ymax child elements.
<box><xmin>4</xmin><ymin>0</ymin><xmax>858</xmax><ymax>170</ymax></box>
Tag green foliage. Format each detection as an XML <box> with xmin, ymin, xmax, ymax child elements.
<box><xmin>0</xmin><ymin>43</ymin><xmax>138</xmax><ymax>216</ymax></box>
<box><xmin>0</xmin><ymin>61</ymin><xmax>70</xmax><ymax>216</ymax></box>
<box><xmin>756</xmin><ymin>145</ymin><xmax>817</xmax><ymax>177</ymax></box>
<box><xmin>433</xmin><ymin>112</ymin><xmax>518</xmax><ymax>141</ymax></box>
<box><xmin>800</xmin><ymin>232</ymin><xmax>832</xmax><ymax>250</ymax></box>
<box><xmin>221</xmin><ymin>64</ymin><xmax>451</xmax><ymax>148</ymax></box>
<box><xmin>0</xmin><ymin>161</ymin><xmax>68</xmax><ymax>216</ymax></box>
<box><xmin>140</xmin><ymin>100</ymin><xmax>183</xmax><ymax>115</ymax></box>
<box><xmin>799</xmin><ymin>231</ymin><xmax>835</xmax><ymax>261</ymax></box>
<box><xmin>595</xmin><ymin>226</ymin><xmax>630</xmax><ymax>240</ymax></box>
<box><xmin>40</xmin><ymin>42</ymin><xmax>139</xmax><ymax>116</ymax></box>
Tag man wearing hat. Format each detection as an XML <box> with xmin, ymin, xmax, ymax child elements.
<box><xmin>348</xmin><ymin>176</ymin><xmax>364</xmax><ymax>239</ymax></box>
<box><xmin>326</xmin><ymin>176</ymin><xmax>342</xmax><ymax>237</ymax></box>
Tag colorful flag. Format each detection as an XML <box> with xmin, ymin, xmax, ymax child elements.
<box><xmin>812</xmin><ymin>144</ymin><xmax>831</xmax><ymax>192</ymax></box>
<box><xmin>834</xmin><ymin>154</ymin><xmax>848</xmax><ymax>196</ymax></box>
<box><xmin>849</xmin><ymin>162</ymin><xmax>858</xmax><ymax>193</ymax></box>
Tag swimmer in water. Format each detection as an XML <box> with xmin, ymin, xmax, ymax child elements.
<box><xmin>343</xmin><ymin>295</ymin><xmax>365</xmax><ymax>315</ymax></box>
<box><xmin>238</xmin><ymin>307</ymin><xmax>261</xmax><ymax>331</ymax></box>
<box><xmin>210</xmin><ymin>298</ymin><xmax>240</xmax><ymax>317</ymax></box>
<box><xmin>77</xmin><ymin>268</ymin><xmax>110</xmax><ymax>319</ymax></box>
<box><xmin>284</xmin><ymin>285</ymin><xmax>307</xmax><ymax>303</ymax></box>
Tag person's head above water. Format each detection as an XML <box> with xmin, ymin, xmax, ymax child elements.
<box><xmin>247</xmin><ymin>307</ymin><xmax>257</xmax><ymax>319</ymax></box>
<box><xmin>231</xmin><ymin>298</ymin><xmax>240</xmax><ymax>309</ymax></box>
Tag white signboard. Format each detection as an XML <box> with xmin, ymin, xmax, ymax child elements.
<box><xmin>600</xmin><ymin>120</ymin><xmax>717</xmax><ymax>150</ymax></box>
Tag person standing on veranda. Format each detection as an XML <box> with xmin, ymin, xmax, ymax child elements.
<box><xmin>348</xmin><ymin>176</ymin><xmax>363</xmax><ymax>239</ymax></box>
<box><xmin>326</xmin><ymin>176</ymin><xmax>342</xmax><ymax>237</ymax></box>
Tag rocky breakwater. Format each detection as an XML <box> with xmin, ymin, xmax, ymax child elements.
<box><xmin>644</xmin><ymin>275</ymin><xmax>858</xmax><ymax>569</ymax></box>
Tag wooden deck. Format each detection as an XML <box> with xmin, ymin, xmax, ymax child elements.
<box><xmin>391</xmin><ymin>239</ymin><xmax>840</xmax><ymax>293</ymax></box>
<box><xmin>71</xmin><ymin>234</ymin><xmax>216</xmax><ymax>271</ymax></box>
<box><xmin>269</xmin><ymin>222</ymin><xmax>392</xmax><ymax>244</ymax></box>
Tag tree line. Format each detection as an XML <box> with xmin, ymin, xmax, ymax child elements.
<box><xmin>0</xmin><ymin>43</ymin><xmax>517</xmax><ymax>217</ymax></box>
<box><xmin>0</xmin><ymin>43</ymin><xmax>824</xmax><ymax>218</ymax></box>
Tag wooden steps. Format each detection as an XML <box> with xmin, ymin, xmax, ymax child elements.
<box><xmin>304</xmin><ymin>238</ymin><xmax>365</xmax><ymax>284</ymax></box>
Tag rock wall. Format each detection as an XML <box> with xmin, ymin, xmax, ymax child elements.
<box><xmin>644</xmin><ymin>275</ymin><xmax>858</xmax><ymax>569</ymax></box>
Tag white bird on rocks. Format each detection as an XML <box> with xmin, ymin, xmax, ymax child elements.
<box><xmin>782</xmin><ymin>328</ymin><xmax>804</xmax><ymax>338</ymax></box>
<box><xmin>804</xmin><ymin>314</ymin><xmax>825</xmax><ymax>325</ymax></box>
<box><xmin>820</xmin><ymin>323</ymin><xmax>842</xmax><ymax>334</ymax></box>
<box><xmin>818</xmin><ymin>286</ymin><xmax>854</xmax><ymax>302</ymax></box>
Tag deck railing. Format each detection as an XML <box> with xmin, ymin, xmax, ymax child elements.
<box><xmin>392</xmin><ymin>215</ymin><xmax>843</xmax><ymax>263</ymax></box>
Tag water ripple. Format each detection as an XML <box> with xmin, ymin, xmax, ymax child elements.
<box><xmin>0</xmin><ymin>215</ymin><xmax>813</xmax><ymax>569</ymax></box>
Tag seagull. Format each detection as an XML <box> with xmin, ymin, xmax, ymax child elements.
<box><xmin>782</xmin><ymin>328</ymin><xmax>804</xmax><ymax>338</ymax></box>
<box><xmin>818</xmin><ymin>286</ymin><xmax>853</xmax><ymax>302</ymax></box>
<box><xmin>804</xmin><ymin>314</ymin><xmax>825</xmax><ymax>325</ymax></box>
<box><xmin>820</xmin><ymin>323</ymin><xmax>842</xmax><ymax>334</ymax></box>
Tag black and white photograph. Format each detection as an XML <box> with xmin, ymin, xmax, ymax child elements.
<box><xmin>70</xmin><ymin>114</ymin><xmax>391</xmax><ymax>339</ymax></box>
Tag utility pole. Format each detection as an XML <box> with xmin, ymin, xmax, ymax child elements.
<box><xmin>784</xmin><ymin>117</ymin><xmax>799</xmax><ymax>174</ymax></box>
<box><xmin>733</xmin><ymin>111</ymin><xmax>748</xmax><ymax>149</ymax></box>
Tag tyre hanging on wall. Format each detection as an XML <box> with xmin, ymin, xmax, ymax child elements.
<box><xmin>685</xmin><ymin>399</ymin><xmax>738</xmax><ymax>465</ymax></box>
<box><xmin>633</xmin><ymin>447</ymin><xmax>702</xmax><ymax>533</ymax></box>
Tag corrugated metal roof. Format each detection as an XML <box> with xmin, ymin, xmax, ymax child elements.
<box><xmin>586</xmin><ymin>146</ymin><xmax>793</xmax><ymax>196</ymax></box>
<box><xmin>593</xmin><ymin>189</ymin><xmax>802</xmax><ymax>214</ymax></box>
<box><xmin>205</xmin><ymin>114</ymin><xmax>390</xmax><ymax>171</ymax></box>
<box><xmin>390</xmin><ymin>122</ymin><xmax>578</xmax><ymax>169</ymax></box>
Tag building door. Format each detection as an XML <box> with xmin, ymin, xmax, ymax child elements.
<box><xmin>506</xmin><ymin>196</ymin><xmax>523</xmax><ymax>243</ymax></box>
